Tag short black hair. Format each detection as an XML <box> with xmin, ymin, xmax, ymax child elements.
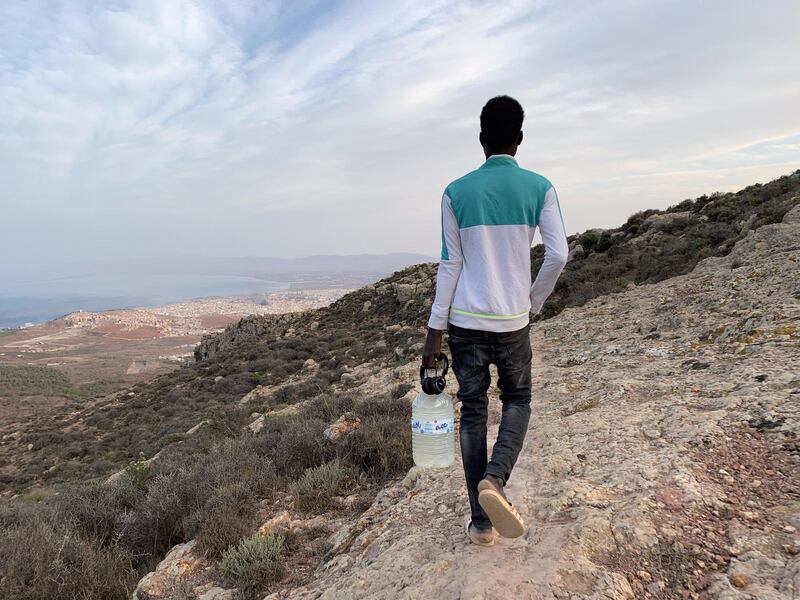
<box><xmin>480</xmin><ymin>95</ymin><xmax>524</xmax><ymax>148</ymax></box>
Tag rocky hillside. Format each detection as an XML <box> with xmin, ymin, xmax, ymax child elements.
<box><xmin>535</xmin><ymin>170</ymin><xmax>800</xmax><ymax>318</ymax></box>
<box><xmin>126</xmin><ymin>193</ymin><xmax>800</xmax><ymax>600</ymax></box>
<box><xmin>257</xmin><ymin>204</ymin><xmax>799</xmax><ymax>600</ymax></box>
<box><xmin>1</xmin><ymin>173</ymin><xmax>798</xmax><ymax>600</ymax></box>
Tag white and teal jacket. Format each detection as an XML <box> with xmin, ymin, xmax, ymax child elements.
<box><xmin>428</xmin><ymin>155</ymin><xmax>568</xmax><ymax>333</ymax></box>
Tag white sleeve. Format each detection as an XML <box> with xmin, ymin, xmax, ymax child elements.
<box><xmin>530</xmin><ymin>186</ymin><xmax>568</xmax><ymax>314</ymax></box>
<box><xmin>428</xmin><ymin>193</ymin><xmax>463</xmax><ymax>330</ymax></box>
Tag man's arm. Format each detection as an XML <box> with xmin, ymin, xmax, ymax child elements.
<box><xmin>423</xmin><ymin>193</ymin><xmax>463</xmax><ymax>367</ymax></box>
<box><xmin>530</xmin><ymin>186</ymin><xmax>568</xmax><ymax>314</ymax></box>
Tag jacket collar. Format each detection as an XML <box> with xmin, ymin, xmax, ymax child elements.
<box><xmin>480</xmin><ymin>154</ymin><xmax>519</xmax><ymax>168</ymax></box>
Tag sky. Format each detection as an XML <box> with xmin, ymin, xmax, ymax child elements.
<box><xmin>2</xmin><ymin>0</ymin><xmax>799</xmax><ymax>271</ymax></box>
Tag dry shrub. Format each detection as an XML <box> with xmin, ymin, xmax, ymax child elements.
<box><xmin>391</xmin><ymin>382</ymin><xmax>414</xmax><ymax>399</ymax></box>
<box><xmin>53</xmin><ymin>478</ymin><xmax>143</xmax><ymax>545</ymax></box>
<box><xmin>256</xmin><ymin>417</ymin><xmax>333</xmax><ymax>478</ymax></box>
<box><xmin>203</xmin><ymin>437</ymin><xmax>277</xmax><ymax>499</ymax></box>
<box><xmin>195</xmin><ymin>483</ymin><xmax>258</xmax><ymax>557</ymax></box>
<box><xmin>0</xmin><ymin>502</ymin><xmax>136</xmax><ymax>600</ymax></box>
<box><xmin>117</xmin><ymin>471</ymin><xmax>208</xmax><ymax>565</ymax></box>
<box><xmin>338</xmin><ymin>413</ymin><xmax>412</xmax><ymax>480</ymax></box>
<box><xmin>299</xmin><ymin>393</ymin><xmax>355</xmax><ymax>423</ymax></box>
<box><xmin>118</xmin><ymin>437</ymin><xmax>278</xmax><ymax>565</ymax></box>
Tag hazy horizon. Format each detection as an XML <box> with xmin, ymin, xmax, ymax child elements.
<box><xmin>0</xmin><ymin>251</ymin><xmax>435</xmax><ymax>281</ymax></box>
<box><xmin>0</xmin><ymin>252</ymin><xmax>433</xmax><ymax>327</ymax></box>
<box><xmin>3</xmin><ymin>1</ymin><xmax>799</xmax><ymax>277</ymax></box>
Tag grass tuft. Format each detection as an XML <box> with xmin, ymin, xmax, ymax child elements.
<box><xmin>290</xmin><ymin>461</ymin><xmax>348</xmax><ymax>511</ymax></box>
<box><xmin>221</xmin><ymin>533</ymin><xmax>285</xmax><ymax>591</ymax></box>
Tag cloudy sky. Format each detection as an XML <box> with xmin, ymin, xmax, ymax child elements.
<box><xmin>2</xmin><ymin>0</ymin><xmax>799</xmax><ymax>270</ymax></box>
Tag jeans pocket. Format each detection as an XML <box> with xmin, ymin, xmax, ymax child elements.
<box><xmin>500</xmin><ymin>333</ymin><xmax>532</xmax><ymax>371</ymax></box>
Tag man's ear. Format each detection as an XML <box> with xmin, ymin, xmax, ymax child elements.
<box><xmin>517</xmin><ymin>131</ymin><xmax>524</xmax><ymax>146</ymax></box>
<box><xmin>479</xmin><ymin>131</ymin><xmax>485</xmax><ymax>147</ymax></box>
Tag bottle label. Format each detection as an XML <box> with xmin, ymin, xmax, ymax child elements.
<box><xmin>412</xmin><ymin>418</ymin><xmax>454</xmax><ymax>435</ymax></box>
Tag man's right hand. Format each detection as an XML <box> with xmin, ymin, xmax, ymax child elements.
<box><xmin>421</xmin><ymin>328</ymin><xmax>443</xmax><ymax>368</ymax></box>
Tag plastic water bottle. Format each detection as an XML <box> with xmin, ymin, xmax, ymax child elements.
<box><xmin>411</xmin><ymin>390</ymin><xmax>455</xmax><ymax>468</ymax></box>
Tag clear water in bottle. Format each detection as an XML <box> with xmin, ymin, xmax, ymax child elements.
<box><xmin>411</xmin><ymin>391</ymin><xmax>455</xmax><ymax>468</ymax></box>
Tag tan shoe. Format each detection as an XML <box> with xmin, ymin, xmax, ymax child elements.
<box><xmin>477</xmin><ymin>475</ymin><xmax>525</xmax><ymax>538</ymax></box>
<box><xmin>466</xmin><ymin>521</ymin><xmax>496</xmax><ymax>546</ymax></box>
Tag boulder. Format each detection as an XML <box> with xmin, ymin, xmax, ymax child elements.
<box><xmin>324</xmin><ymin>413</ymin><xmax>362</xmax><ymax>442</ymax></box>
<box><xmin>393</xmin><ymin>283</ymin><xmax>420</xmax><ymax>303</ymax></box>
<box><xmin>246</xmin><ymin>415</ymin><xmax>266</xmax><ymax>434</ymax></box>
<box><xmin>239</xmin><ymin>385</ymin><xmax>271</xmax><ymax>404</ymax></box>
<box><xmin>639</xmin><ymin>210</ymin><xmax>699</xmax><ymax>233</ymax></box>
<box><xmin>407</xmin><ymin>342</ymin><xmax>424</xmax><ymax>355</ymax></box>
<box><xmin>132</xmin><ymin>541</ymin><xmax>204</xmax><ymax>600</ymax></box>
<box><xmin>195</xmin><ymin>586</ymin><xmax>238</xmax><ymax>600</ymax></box>
<box><xmin>258</xmin><ymin>509</ymin><xmax>333</xmax><ymax>537</ymax></box>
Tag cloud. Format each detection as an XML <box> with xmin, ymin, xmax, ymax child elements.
<box><xmin>1</xmin><ymin>0</ymin><xmax>799</xmax><ymax>269</ymax></box>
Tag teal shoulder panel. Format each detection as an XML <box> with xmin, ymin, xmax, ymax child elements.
<box><xmin>445</xmin><ymin>164</ymin><xmax>552</xmax><ymax>229</ymax></box>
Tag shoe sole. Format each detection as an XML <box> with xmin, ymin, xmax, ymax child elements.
<box><xmin>465</xmin><ymin>522</ymin><xmax>495</xmax><ymax>547</ymax></box>
<box><xmin>477</xmin><ymin>488</ymin><xmax>525</xmax><ymax>539</ymax></box>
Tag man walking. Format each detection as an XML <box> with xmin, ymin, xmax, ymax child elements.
<box><xmin>422</xmin><ymin>96</ymin><xmax>568</xmax><ymax>546</ymax></box>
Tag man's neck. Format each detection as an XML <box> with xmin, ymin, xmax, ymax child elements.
<box><xmin>484</xmin><ymin>146</ymin><xmax>518</xmax><ymax>159</ymax></box>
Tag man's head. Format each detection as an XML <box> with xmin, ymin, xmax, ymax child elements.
<box><xmin>479</xmin><ymin>95</ymin><xmax>524</xmax><ymax>157</ymax></box>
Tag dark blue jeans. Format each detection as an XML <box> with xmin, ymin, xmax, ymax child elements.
<box><xmin>447</xmin><ymin>323</ymin><xmax>532</xmax><ymax>530</ymax></box>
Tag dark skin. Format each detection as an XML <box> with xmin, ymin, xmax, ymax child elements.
<box><xmin>421</xmin><ymin>130</ymin><xmax>524</xmax><ymax>368</ymax></box>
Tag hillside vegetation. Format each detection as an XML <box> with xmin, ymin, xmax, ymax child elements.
<box><xmin>535</xmin><ymin>170</ymin><xmax>800</xmax><ymax>317</ymax></box>
<box><xmin>0</xmin><ymin>171</ymin><xmax>798</xmax><ymax>599</ymax></box>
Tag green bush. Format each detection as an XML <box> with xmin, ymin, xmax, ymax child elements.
<box><xmin>578</xmin><ymin>230</ymin><xmax>599</xmax><ymax>253</ymax></box>
<box><xmin>125</xmin><ymin>452</ymin><xmax>150</xmax><ymax>488</ymax></box>
<box><xmin>290</xmin><ymin>461</ymin><xmax>348</xmax><ymax>511</ymax></box>
<box><xmin>221</xmin><ymin>533</ymin><xmax>286</xmax><ymax>591</ymax></box>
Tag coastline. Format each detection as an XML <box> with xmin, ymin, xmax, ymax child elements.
<box><xmin>0</xmin><ymin>288</ymin><xmax>352</xmax><ymax>393</ymax></box>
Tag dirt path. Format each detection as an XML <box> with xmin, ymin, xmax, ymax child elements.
<box><xmin>268</xmin><ymin>206</ymin><xmax>800</xmax><ymax>599</ymax></box>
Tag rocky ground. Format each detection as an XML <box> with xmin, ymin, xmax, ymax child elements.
<box><xmin>135</xmin><ymin>206</ymin><xmax>799</xmax><ymax>600</ymax></box>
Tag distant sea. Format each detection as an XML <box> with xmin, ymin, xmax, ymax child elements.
<box><xmin>0</xmin><ymin>274</ymin><xmax>287</xmax><ymax>329</ymax></box>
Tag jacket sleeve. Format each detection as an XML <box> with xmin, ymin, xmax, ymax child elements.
<box><xmin>530</xmin><ymin>186</ymin><xmax>568</xmax><ymax>314</ymax></box>
<box><xmin>427</xmin><ymin>193</ymin><xmax>463</xmax><ymax>330</ymax></box>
